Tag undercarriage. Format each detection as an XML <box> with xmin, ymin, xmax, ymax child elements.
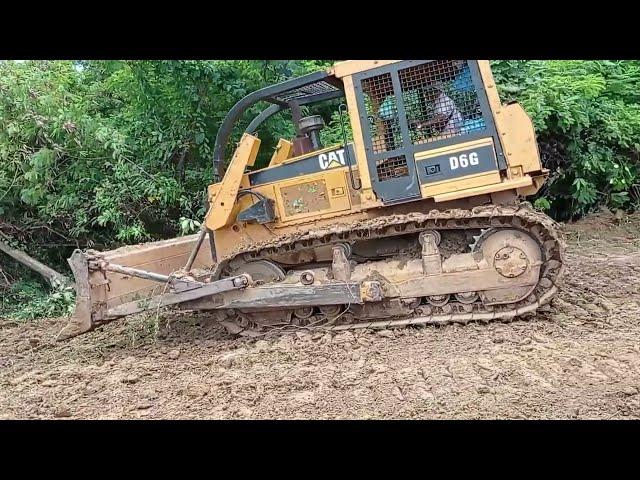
<box><xmin>176</xmin><ymin>203</ymin><xmax>564</xmax><ymax>336</ymax></box>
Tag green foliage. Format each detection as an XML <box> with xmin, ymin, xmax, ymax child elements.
<box><xmin>491</xmin><ymin>60</ymin><xmax>640</xmax><ymax>219</ymax></box>
<box><xmin>533</xmin><ymin>197</ymin><xmax>551</xmax><ymax>212</ymax></box>
<box><xmin>0</xmin><ymin>278</ymin><xmax>75</xmax><ymax>321</ymax></box>
<box><xmin>320</xmin><ymin>109</ymin><xmax>353</xmax><ymax>147</ymax></box>
<box><xmin>179</xmin><ymin>217</ymin><xmax>201</xmax><ymax>236</ymax></box>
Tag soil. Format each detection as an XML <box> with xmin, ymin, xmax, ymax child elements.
<box><xmin>1</xmin><ymin>209</ymin><xmax>639</xmax><ymax>419</ymax></box>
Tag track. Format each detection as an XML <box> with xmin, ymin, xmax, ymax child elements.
<box><xmin>211</xmin><ymin>203</ymin><xmax>565</xmax><ymax>335</ymax></box>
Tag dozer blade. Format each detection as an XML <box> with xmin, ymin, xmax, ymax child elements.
<box><xmin>58</xmin><ymin>233</ymin><xmax>226</xmax><ymax>340</ymax></box>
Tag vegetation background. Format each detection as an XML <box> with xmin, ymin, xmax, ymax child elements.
<box><xmin>1</xmin><ymin>60</ymin><xmax>639</xmax><ymax>317</ymax></box>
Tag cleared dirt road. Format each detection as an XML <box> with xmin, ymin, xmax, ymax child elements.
<box><xmin>1</xmin><ymin>211</ymin><xmax>639</xmax><ymax>419</ymax></box>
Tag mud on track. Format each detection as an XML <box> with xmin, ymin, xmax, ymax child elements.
<box><xmin>1</xmin><ymin>210</ymin><xmax>639</xmax><ymax>419</ymax></box>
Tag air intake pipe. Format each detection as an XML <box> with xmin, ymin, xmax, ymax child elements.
<box><xmin>299</xmin><ymin>115</ymin><xmax>325</xmax><ymax>151</ymax></box>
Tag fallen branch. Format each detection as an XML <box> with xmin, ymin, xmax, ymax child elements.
<box><xmin>0</xmin><ymin>232</ymin><xmax>71</xmax><ymax>288</ymax></box>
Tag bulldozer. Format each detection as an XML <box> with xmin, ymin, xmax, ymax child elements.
<box><xmin>59</xmin><ymin>60</ymin><xmax>565</xmax><ymax>340</ymax></box>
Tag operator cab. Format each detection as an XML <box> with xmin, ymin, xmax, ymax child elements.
<box><xmin>213</xmin><ymin>60</ymin><xmax>505</xmax><ymax>207</ymax></box>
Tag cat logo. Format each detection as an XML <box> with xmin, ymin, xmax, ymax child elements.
<box><xmin>319</xmin><ymin>149</ymin><xmax>347</xmax><ymax>170</ymax></box>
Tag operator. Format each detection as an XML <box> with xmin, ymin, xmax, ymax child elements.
<box><xmin>414</xmin><ymin>85</ymin><xmax>463</xmax><ymax>136</ymax></box>
<box><xmin>451</xmin><ymin>60</ymin><xmax>487</xmax><ymax>133</ymax></box>
<box><xmin>451</xmin><ymin>60</ymin><xmax>474</xmax><ymax>92</ymax></box>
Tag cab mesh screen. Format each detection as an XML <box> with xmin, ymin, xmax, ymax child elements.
<box><xmin>376</xmin><ymin>155</ymin><xmax>409</xmax><ymax>181</ymax></box>
<box><xmin>398</xmin><ymin>60</ymin><xmax>485</xmax><ymax>145</ymax></box>
<box><xmin>361</xmin><ymin>72</ymin><xmax>403</xmax><ymax>154</ymax></box>
<box><xmin>361</xmin><ymin>61</ymin><xmax>487</xmax><ymax>155</ymax></box>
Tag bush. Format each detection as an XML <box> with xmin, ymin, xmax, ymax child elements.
<box><xmin>0</xmin><ymin>277</ymin><xmax>75</xmax><ymax>321</ymax></box>
<box><xmin>491</xmin><ymin>60</ymin><xmax>640</xmax><ymax>219</ymax></box>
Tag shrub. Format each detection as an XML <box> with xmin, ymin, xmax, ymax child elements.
<box><xmin>491</xmin><ymin>60</ymin><xmax>640</xmax><ymax>219</ymax></box>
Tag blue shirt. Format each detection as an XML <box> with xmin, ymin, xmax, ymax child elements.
<box><xmin>452</xmin><ymin>64</ymin><xmax>474</xmax><ymax>92</ymax></box>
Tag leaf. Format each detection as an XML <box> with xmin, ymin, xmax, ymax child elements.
<box><xmin>534</xmin><ymin>197</ymin><xmax>551</xmax><ymax>211</ymax></box>
<box><xmin>500</xmin><ymin>84</ymin><xmax>522</xmax><ymax>93</ymax></box>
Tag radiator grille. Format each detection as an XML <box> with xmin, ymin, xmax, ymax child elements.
<box><xmin>361</xmin><ymin>72</ymin><xmax>403</xmax><ymax>154</ymax></box>
<box><xmin>376</xmin><ymin>155</ymin><xmax>409</xmax><ymax>181</ymax></box>
<box><xmin>398</xmin><ymin>60</ymin><xmax>486</xmax><ymax>145</ymax></box>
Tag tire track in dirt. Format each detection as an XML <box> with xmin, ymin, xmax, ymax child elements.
<box><xmin>1</xmin><ymin>210</ymin><xmax>639</xmax><ymax>419</ymax></box>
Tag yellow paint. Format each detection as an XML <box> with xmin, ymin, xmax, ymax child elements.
<box><xmin>501</xmin><ymin>103</ymin><xmax>542</xmax><ymax>174</ymax></box>
<box><xmin>517</xmin><ymin>173</ymin><xmax>548</xmax><ymax>196</ymax></box>
<box><xmin>269</xmin><ymin>139</ymin><xmax>293</xmax><ymax>166</ymax></box>
<box><xmin>330</xmin><ymin>60</ymin><xmax>401</xmax><ymax>79</ymax></box>
<box><xmin>205</xmin><ymin>133</ymin><xmax>260</xmax><ymax>231</ymax></box>
<box><xmin>256</xmin><ymin>143</ymin><xmax>347</xmax><ymax>178</ymax></box>
<box><xmin>421</xmin><ymin>172</ymin><xmax>501</xmax><ymax>197</ymax></box>
<box><xmin>93</xmin><ymin>234</ymin><xmax>213</xmax><ymax>308</ymax></box>
<box><xmin>273</xmin><ymin>169</ymin><xmax>352</xmax><ymax>222</ymax></box>
<box><xmin>87</xmin><ymin>60</ymin><xmax>558</xmax><ymax>322</ymax></box>
<box><xmin>414</xmin><ymin>137</ymin><xmax>495</xmax><ymax>161</ymax></box>
<box><xmin>416</xmin><ymin>138</ymin><xmax>500</xmax><ymax>197</ymax></box>
<box><xmin>208</xmin><ymin>183</ymin><xmax>222</xmax><ymax>203</ymax></box>
<box><xmin>434</xmin><ymin>176</ymin><xmax>533</xmax><ymax>203</ymax></box>
<box><xmin>283</xmin><ymin>144</ymin><xmax>342</xmax><ymax>165</ymax></box>
<box><xmin>477</xmin><ymin>61</ymin><xmax>503</xmax><ymax>116</ymax></box>
<box><xmin>332</xmin><ymin>186</ymin><xmax>346</xmax><ymax>197</ymax></box>
<box><xmin>342</xmin><ymin>74</ymin><xmax>378</xmax><ymax>206</ymax></box>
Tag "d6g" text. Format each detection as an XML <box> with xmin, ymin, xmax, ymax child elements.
<box><xmin>449</xmin><ymin>152</ymin><xmax>479</xmax><ymax>170</ymax></box>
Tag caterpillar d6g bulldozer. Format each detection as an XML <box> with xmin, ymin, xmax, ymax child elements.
<box><xmin>59</xmin><ymin>60</ymin><xmax>565</xmax><ymax>340</ymax></box>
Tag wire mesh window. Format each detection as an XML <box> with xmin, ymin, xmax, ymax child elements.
<box><xmin>361</xmin><ymin>73</ymin><xmax>403</xmax><ymax>154</ymax></box>
<box><xmin>398</xmin><ymin>60</ymin><xmax>486</xmax><ymax>145</ymax></box>
<box><xmin>376</xmin><ymin>155</ymin><xmax>409</xmax><ymax>181</ymax></box>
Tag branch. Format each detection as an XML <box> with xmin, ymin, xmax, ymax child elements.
<box><xmin>0</xmin><ymin>233</ymin><xmax>71</xmax><ymax>288</ymax></box>
<box><xmin>176</xmin><ymin>147</ymin><xmax>188</xmax><ymax>181</ymax></box>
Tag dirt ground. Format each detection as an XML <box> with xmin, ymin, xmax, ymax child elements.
<box><xmin>1</xmin><ymin>210</ymin><xmax>639</xmax><ymax>420</ymax></box>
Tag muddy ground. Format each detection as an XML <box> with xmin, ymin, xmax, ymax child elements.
<box><xmin>1</xmin><ymin>210</ymin><xmax>639</xmax><ymax>419</ymax></box>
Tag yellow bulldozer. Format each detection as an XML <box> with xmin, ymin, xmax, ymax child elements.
<box><xmin>59</xmin><ymin>60</ymin><xmax>565</xmax><ymax>340</ymax></box>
